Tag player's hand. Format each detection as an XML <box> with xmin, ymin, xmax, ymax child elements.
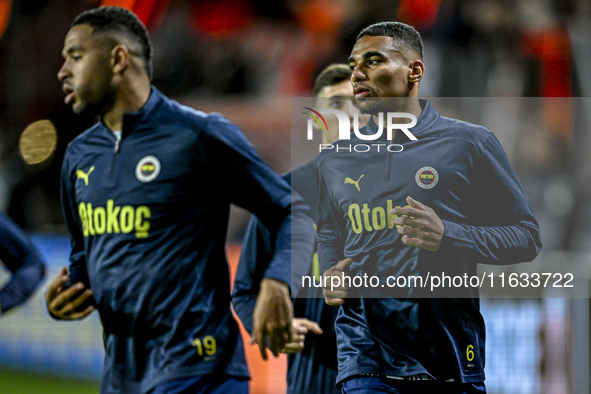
<box><xmin>251</xmin><ymin>278</ymin><xmax>293</xmax><ymax>360</ymax></box>
<box><xmin>390</xmin><ymin>196</ymin><xmax>444</xmax><ymax>251</ymax></box>
<box><xmin>46</xmin><ymin>267</ymin><xmax>95</xmax><ymax>320</ymax></box>
<box><xmin>281</xmin><ymin>318</ymin><xmax>323</xmax><ymax>354</ymax></box>
<box><xmin>323</xmin><ymin>258</ymin><xmax>353</xmax><ymax>306</ymax></box>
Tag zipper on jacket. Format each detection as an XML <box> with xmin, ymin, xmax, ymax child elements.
<box><xmin>113</xmin><ymin>130</ymin><xmax>122</xmax><ymax>153</ymax></box>
<box><xmin>387</xmin><ymin>125</ymin><xmax>405</xmax><ymax>181</ymax></box>
<box><xmin>106</xmin><ymin>130</ymin><xmax>122</xmax><ymax>188</ymax></box>
<box><xmin>387</xmin><ymin>139</ymin><xmax>393</xmax><ymax>181</ymax></box>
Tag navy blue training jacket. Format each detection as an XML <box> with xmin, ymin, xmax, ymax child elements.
<box><xmin>0</xmin><ymin>213</ymin><xmax>46</xmax><ymax>313</ymax></box>
<box><xmin>60</xmin><ymin>87</ymin><xmax>302</xmax><ymax>394</ymax></box>
<box><xmin>316</xmin><ymin>100</ymin><xmax>542</xmax><ymax>384</ymax></box>
<box><xmin>232</xmin><ymin>160</ymin><xmax>339</xmax><ymax>394</ymax></box>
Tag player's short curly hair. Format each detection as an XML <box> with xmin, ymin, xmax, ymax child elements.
<box><xmin>313</xmin><ymin>64</ymin><xmax>351</xmax><ymax>97</ymax></box>
<box><xmin>73</xmin><ymin>6</ymin><xmax>153</xmax><ymax>80</ymax></box>
<box><xmin>357</xmin><ymin>22</ymin><xmax>423</xmax><ymax>61</ymax></box>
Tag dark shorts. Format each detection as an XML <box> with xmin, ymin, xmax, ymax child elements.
<box><xmin>151</xmin><ymin>375</ymin><xmax>249</xmax><ymax>394</ymax></box>
<box><xmin>341</xmin><ymin>376</ymin><xmax>486</xmax><ymax>394</ymax></box>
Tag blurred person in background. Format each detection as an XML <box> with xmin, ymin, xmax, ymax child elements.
<box><xmin>44</xmin><ymin>6</ymin><xmax>310</xmax><ymax>394</ymax></box>
<box><xmin>0</xmin><ymin>212</ymin><xmax>46</xmax><ymax>316</ymax></box>
<box><xmin>233</xmin><ymin>63</ymin><xmax>369</xmax><ymax>394</ymax></box>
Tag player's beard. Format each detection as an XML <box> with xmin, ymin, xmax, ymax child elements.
<box><xmin>73</xmin><ymin>89</ymin><xmax>115</xmax><ymax>118</ymax></box>
<box><xmin>358</xmin><ymin>97</ymin><xmax>409</xmax><ymax>115</ymax></box>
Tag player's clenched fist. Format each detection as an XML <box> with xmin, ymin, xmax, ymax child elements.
<box><xmin>390</xmin><ymin>196</ymin><xmax>445</xmax><ymax>252</ymax></box>
<box><xmin>46</xmin><ymin>267</ymin><xmax>95</xmax><ymax>320</ymax></box>
<box><xmin>251</xmin><ymin>278</ymin><xmax>293</xmax><ymax>360</ymax></box>
<box><xmin>323</xmin><ymin>258</ymin><xmax>353</xmax><ymax>306</ymax></box>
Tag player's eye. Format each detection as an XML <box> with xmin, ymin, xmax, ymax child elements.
<box><xmin>330</xmin><ymin>100</ymin><xmax>343</xmax><ymax>109</ymax></box>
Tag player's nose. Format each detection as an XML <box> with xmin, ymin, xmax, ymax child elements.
<box><xmin>351</xmin><ymin>65</ymin><xmax>366</xmax><ymax>83</ymax></box>
<box><xmin>57</xmin><ymin>61</ymin><xmax>71</xmax><ymax>82</ymax></box>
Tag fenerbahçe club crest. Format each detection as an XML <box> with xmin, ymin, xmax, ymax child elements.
<box><xmin>136</xmin><ymin>156</ymin><xmax>161</xmax><ymax>183</ymax></box>
<box><xmin>415</xmin><ymin>166</ymin><xmax>438</xmax><ymax>189</ymax></box>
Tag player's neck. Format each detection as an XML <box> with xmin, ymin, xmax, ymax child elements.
<box><xmin>371</xmin><ymin>97</ymin><xmax>422</xmax><ymax>126</ymax></box>
<box><xmin>102</xmin><ymin>79</ymin><xmax>151</xmax><ymax>132</ymax></box>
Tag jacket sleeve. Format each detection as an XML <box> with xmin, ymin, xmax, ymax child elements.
<box><xmin>232</xmin><ymin>191</ymin><xmax>316</xmax><ymax>334</ymax></box>
<box><xmin>0</xmin><ymin>214</ymin><xmax>46</xmax><ymax>313</ymax></box>
<box><xmin>60</xmin><ymin>153</ymin><xmax>92</xmax><ymax>290</ymax></box>
<box><xmin>203</xmin><ymin>115</ymin><xmax>315</xmax><ymax>287</ymax></box>
<box><xmin>441</xmin><ymin>133</ymin><xmax>542</xmax><ymax>265</ymax></box>
<box><xmin>316</xmin><ymin>158</ymin><xmax>347</xmax><ymax>274</ymax></box>
<box><xmin>231</xmin><ymin>217</ymin><xmax>270</xmax><ymax>334</ymax></box>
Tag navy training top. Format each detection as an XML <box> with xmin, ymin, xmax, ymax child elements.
<box><xmin>316</xmin><ymin>100</ymin><xmax>542</xmax><ymax>384</ymax></box>
<box><xmin>60</xmin><ymin>87</ymin><xmax>307</xmax><ymax>393</ymax></box>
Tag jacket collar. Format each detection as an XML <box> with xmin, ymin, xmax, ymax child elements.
<box><xmin>99</xmin><ymin>86</ymin><xmax>165</xmax><ymax>133</ymax></box>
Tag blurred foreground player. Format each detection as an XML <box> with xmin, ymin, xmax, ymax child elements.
<box><xmin>0</xmin><ymin>213</ymin><xmax>45</xmax><ymax>316</ymax></box>
<box><xmin>45</xmin><ymin>6</ymin><xmax>304</xmax><ymax>394</ymax></box>
<box><xmin>318</xmin><ymin>22</ymin><xmax>542</xmax><ymax>393</ymax></box>
<box><xmin>233</xmin><ymin>64</ymin><xmax>367</xmax><ymax>394</ymax></box>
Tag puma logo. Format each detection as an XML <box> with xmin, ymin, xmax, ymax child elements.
<box><xmin>76</xmin><ymin>166</ymin><xmax>95</xmax><ymax>186</ymax></box>
<box><xmin>344</xmin><ymin>174</ymin><xmax>364</xmax><ymax>191</ymax></box>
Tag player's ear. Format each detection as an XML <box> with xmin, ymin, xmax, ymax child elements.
<box><xmin>409</xmin><ymin>60</ymin><xmax>424</xmax><ymax>83</ymax></box>
<box><xmin>111</xmin><ymin>44</ymin><xmax>130</xmax><ymax>74</ymax></box>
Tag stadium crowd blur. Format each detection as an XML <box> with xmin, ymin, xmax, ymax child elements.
<box><xmin>0</xmin><ymin>1</ymin><xmax>590</xmax><ymax>392</ymax></box>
